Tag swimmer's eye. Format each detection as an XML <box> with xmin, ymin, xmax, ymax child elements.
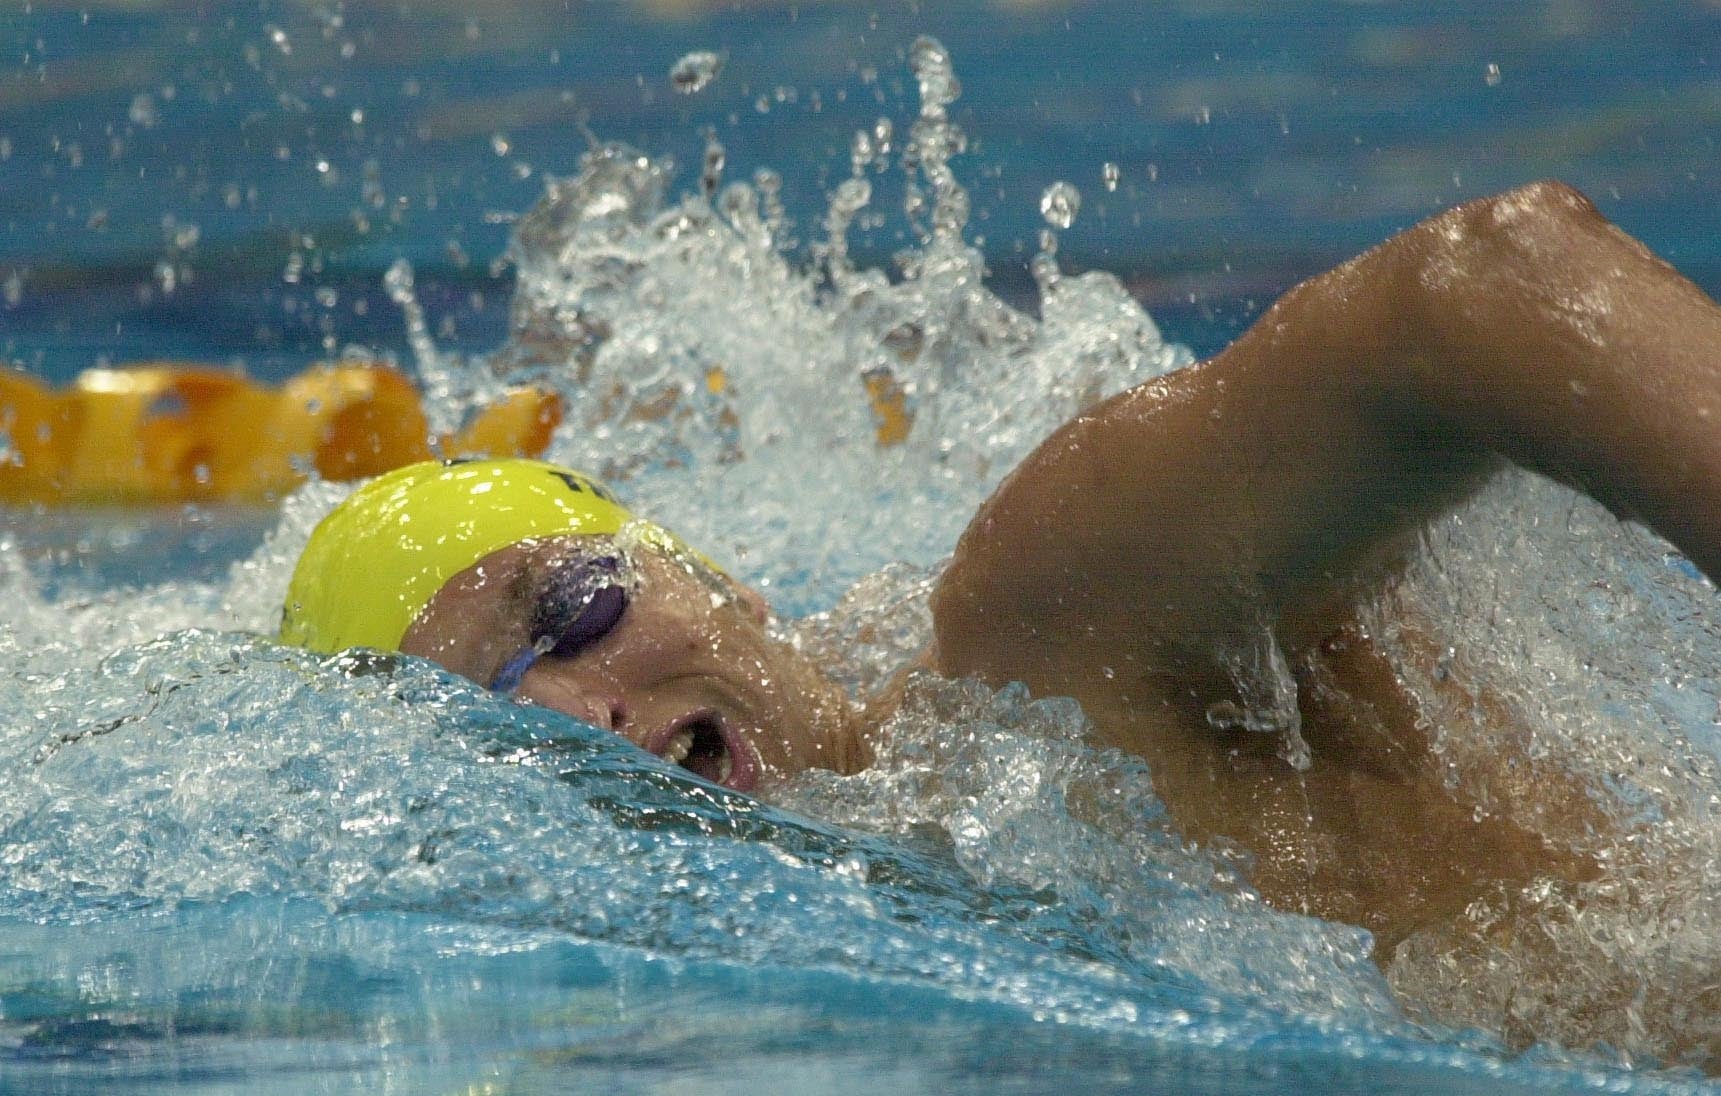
<box><xmin>489</xmin><ymin>555</ymin><xmax>631</xmax><ymax>694</ymax></box>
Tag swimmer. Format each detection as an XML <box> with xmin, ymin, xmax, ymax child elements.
<box><xmin>283</xmin><ymin>181</ymin><xmax>1721</xmax><ymax>967</ymax></box>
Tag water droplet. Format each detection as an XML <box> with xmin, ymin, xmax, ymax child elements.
<box><xmin>128</xmin><ymin>94</ymin><xmax>159</xmax><ymax>128</ymax></box>
<box><xmin>1101</xmin><ymin>162</ymin><xmax>1119</xmax><ymax>193</ymax></box>
<box><xmin>1039</xmin><ymin>181</ymin><xmax>1080</xmax><ymax>229</ymax></box>
<box><xmin>831</xmin><ymin>177</ymin><xmax>871</xmax><ymax>216</ymax></box>
<box><xmin>383</xmin><ymin>257</ymin><xmax>413</xmax><ymax>299</ymax></box>
<box><xmin>670</xmin><ymin>50</ymin><xmax>724</xmax><ymax>94</ymax></box>
<box><xmin>903</xmin><ymin>181</ymin><xmax>925</xmax><ymax>221</ymax></box>
<box><xmin>909</xmin><ymin>35</ymin><xmax>960</xmax><ymax>117</ymax></box>
<box><xmin>701</xmin><ymin>131</ymin><xmax>726</xmax><ymax>198</ymax></box>
<box><xmin>1484</xmin><ymin>62</ymin><xmax>1502</xmax><ymax>86</ymax></box>
<box><xmin>265</xmin><ymin>23</ymin><xmax>291</xmax><ymax>55</ymax></box>
<box><xmin>490</xmin><ymin>133</ymin><xmax>511</xmax><ymax>157</ymax></box>
<box><xmin>849</xmin><ymin>129</ymin><xmax>875</xmax><ymax>174</ymax></box>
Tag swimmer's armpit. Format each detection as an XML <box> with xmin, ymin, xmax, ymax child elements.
<box><xmin>933</xmin><ymin>181</ymin><xmax>1721</xmax><ymax>720</ymax></box>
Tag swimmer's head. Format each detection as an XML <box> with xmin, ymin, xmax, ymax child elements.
<box><xmin>281</xmin><ymin>457</ymin><xmax>668</xmax><ymax>654</ymax></box>
<box><xmin>280</xmin><ymin>456</ymin><xmax>867</xmax><ymax>788</ymax></box>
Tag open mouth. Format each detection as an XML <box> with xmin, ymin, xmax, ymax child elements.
<box><xmin>647</xmin><ymin>709</ymin><xmax>759</xmax><ymax>793</ymax></box>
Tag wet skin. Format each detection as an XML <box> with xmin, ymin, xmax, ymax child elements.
<box><xmin>931</xmin><ymin>182</ymin><xmax>1721</xmax><ymax>955</ymax></box>
<box><xmin>406</xmin><ymin>182</ymin><xmax>1721</xmax><ymax>965</ymax></box>
<box><xmin>401</xmin><ymin>537</ymin><xmax>868</xmax><ymax>793</ymax></box>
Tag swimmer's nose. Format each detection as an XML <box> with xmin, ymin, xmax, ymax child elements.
<box><xmin>517</xmin><ymin>674</ymin><xmax>630</xmax><ymax>734</ymax></box>
<box><xmin>570</xmin><ymin>693</ymin><xmax>629</xmax><ymax>733</ymax></box>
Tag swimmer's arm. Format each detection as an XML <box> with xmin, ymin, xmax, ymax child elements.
<box><xmin>931</xmin><ymin>181</ymin><xmax>1721</xmax><ymax>727</ymax></box>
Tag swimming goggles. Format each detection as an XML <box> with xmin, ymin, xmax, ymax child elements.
<box><xmin>489</xmin><ymin>552</ymin><xmax>633</xmax><ymax>693</ymax></box>
<box><xmin>485</xmin><ymin>525</ymin><xmax>739</xmax><ymax>695</ymax></box>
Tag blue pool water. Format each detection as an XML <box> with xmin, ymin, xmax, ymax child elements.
<box><xmin>6</xmin><ymin>3</ymin><xmax>1721</xmax><ymax>1093</ymax></box>
<box><xmin>6</xmin><ymin>0</ymin><xmax>1719</xmax><ymax>376</ymax></box>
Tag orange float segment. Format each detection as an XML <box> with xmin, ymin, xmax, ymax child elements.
<box><xmin>0</xmin><ymin>362</ymin><xmax>562</xmax><ymax>504</ymax></box>
<box><xmin>444</xmin><ymin>386</ymin><xmax>564</xmax><ymax>460</ymax></box>
<box><xmin>313</xmin><ymin>368</ymin><xmax>434</xmax><ymax>481</ymax></box>
<box><xmin>262</xmin><ymin>365</ymin><xmax>433</xmax><ymax>491</ymax></box>
<box><xmin>68</xmin><ymin>365</ymin><xmax>265</xmax><ymax>503</ymax></box>
<box><xmin>0</xmin><ymin>368</ymin><xmax>75</xmax><ymax>502</ymax></box>
<box><xmin>184</xmin><ymin>377</ymin><xmax>305</xmax><ymax>501</ymax></box>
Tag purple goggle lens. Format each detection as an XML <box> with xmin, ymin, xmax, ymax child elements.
<box><xmin>490</xmin><ymin>555</ymin><xmax>630</xmax><ymax>693</ymax></box>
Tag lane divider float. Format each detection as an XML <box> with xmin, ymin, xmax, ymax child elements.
<box><xmin>0</xmin><ymin>363</ymin><xmax>562</xmax><ymax>504</ymax></box>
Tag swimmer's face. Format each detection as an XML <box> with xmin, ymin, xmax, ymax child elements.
<box><xmin>400</xmin><ymin>536</ymin><xmax>866</xmax><ymax>792</ymax></box>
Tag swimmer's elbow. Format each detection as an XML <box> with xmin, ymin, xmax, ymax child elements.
<box><xmin>1432</xmin><ymin>180</ymin><xmax>1609</xmax><ymax>267</ymax></box>
<box><xmin>1481</xmin><ymin>179</ymin><xmax>1599</xmax><ymax>223</ymax></box>
<box><xmin>1402</xmin><ymin>180</ymin><xmax>1625</xmax><ymax>348</ymax></box>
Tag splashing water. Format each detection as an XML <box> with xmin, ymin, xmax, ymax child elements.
<box><xmin>1370</xmin><ymin>472</ymin><xmax>1721</xmax><ymax>1066</ymax></box>
<box><xmin>6</xmin><ymin>35</ymin><xmax>1721</xmax><ymax>1091</ymax></box>
<box><xmin>453</xmin><ymin>33</ymin><xmax>1190</xmax><ymax>614</ymax></box>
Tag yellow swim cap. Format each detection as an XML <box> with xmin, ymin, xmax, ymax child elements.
<box><xmin>280</xmin><ymin>458</ymin><xmax>638</xmax><ymax>654</ymax></box>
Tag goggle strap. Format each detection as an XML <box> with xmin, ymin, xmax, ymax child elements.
<box><xmin>490</xmin><ymin>641</ymin><xmax>546</xmax><ymax>694</ymax></box>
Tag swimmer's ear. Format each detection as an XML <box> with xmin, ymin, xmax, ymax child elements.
<box><xmin>736</xmin><ymin>584</ymin><xmax>770</xmax><ymax>625</ymax></box>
